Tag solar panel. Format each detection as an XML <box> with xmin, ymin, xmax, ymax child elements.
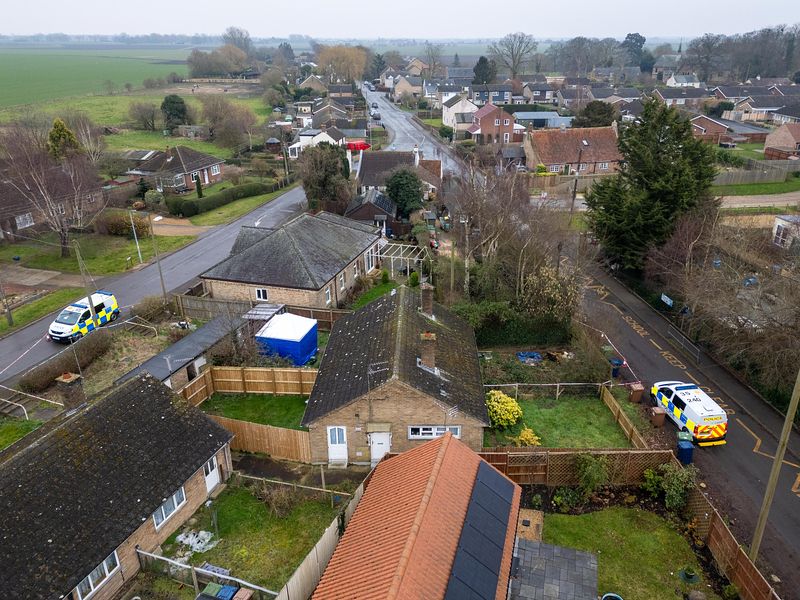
<box><xmin>476</xmin><ymin>462</ymin><xmax>515</xmax><ymax>503</ymax></box>
<box><xmin>464</xmin><ymin>501</ymin><xmax>507</xmax><ymax>548</ymax></box>
<box><xmin>472</xmin><ymin>479</ymin><xmax>511</xmax><ymax>517</ymax></box>
<box><xmin>459</xmin><ymin>522</ymin><xmax>503</xmax><ymax>566</ymax></box>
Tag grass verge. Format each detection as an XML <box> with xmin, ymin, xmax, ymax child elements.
<box><xmin>720</xmin><ymin>204</ymin><xmax>800</xmax><ymax>216</ymax></box>
<box><xmin>202</xmin><ymin>393</ymin><xmax>308</xmax><ymax>430</ymax></box>
<box><xmin>484</xmin><ymin>394</ymin><xmax>631</xmax><ymax>448</ymax></box>
<box><xmin>0</xmin><ymin>233</ymin><xmax>195</xmax><ymax>275</ymax></box>
<box><xmin>0</xmin><ymin>416</ymin><xmax>43</xmax><ymax>450</ymax></box>
<box><xmin>0</xmin><ymin>287</ymin><xmax>83</xmax><ymax>336</ymax></box>
<box><xmin>544</xmin><ymin>507</ymin><xmax>721</xmax><ymax>600</ymax></box>
<box><xmin>350</xmin><ymin>280</ymin><xmax>398</xmax><ymax>310</ymax></box>
<box><xmin>712</xmin><ymin>175</ymin><xmax>800</xmax><ymax>196</ymax></box>
<box><xmin>164</xmin><ymin>486</ymin><xmax>337</xmax><ymax>590</ymax></box>
<box><xmin>422</xmin><ymin>117</ymin><xmax>443</xmax><ymax>128</ymax></box>
<box><xmin>189</xmin><ymin>182</ymin><xmax>299</xmax><ymax>226</ymax></box>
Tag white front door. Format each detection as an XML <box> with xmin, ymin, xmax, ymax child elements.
<box><xmin>327</xmin><ymin>426</ymin><xmax>348</xmax><ymax>465</ymax></box>
<box><xmin>203</xmin><ymin>456</ymin><xmax>220</xmax><ymax>493</ymax></box>
<box><xmin>369</xmin><ymin>432</ymin><xmax>392</xmax><ymax>467</ymax></box>
<box><xmin>204</xmin><ymin>169</ymin><xmax>209</xmax><ymax>184</ymax></box>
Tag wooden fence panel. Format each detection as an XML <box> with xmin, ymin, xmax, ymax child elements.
<box><xmin>179</xmin><ymin>369</ymin><xmax>215</xmax><ymax>406</ymax></box>
<box><xmin>205</xmin><ymin>366</ymin><xmax>318</xmax><ymax>396</ymax></box>
<box><xmin>600</xmin><ymin>386</ymin><xmax>648</xmax><ymax>449</ymax></box>
<box><xmin>209</xmin><ymin>415</ymin><xmax>312</xmax><ymax>463</ymax></box>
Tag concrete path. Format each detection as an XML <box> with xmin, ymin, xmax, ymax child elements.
<box><xmin>718</xmin><ymin>190</ymin><xmax>800</xmax><ymax>208</ymax></box>
<box><xmin>0</xmin><ymin>264</ymin><xmax>84</xmax><ymax>289</ymax></box>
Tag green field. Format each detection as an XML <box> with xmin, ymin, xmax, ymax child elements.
<box><xmin>0</xmin><ymin>48</ymin><xmax>189</xmax><ymax>108</ymax></box>
<box><xmin>103</xmin><ymin>129</ymin><xmax>233</xmax><ymax>158</ymax></box>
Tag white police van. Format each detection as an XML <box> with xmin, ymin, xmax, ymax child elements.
<box><xmin>48</xmin><ymin>291</ymin><xmax>119</xmax><ymax>343</ymax></box>
<box><xmin>651</xmin><ymin>380</ymin><xmax>728</xmax><ymax>446</ymax></box>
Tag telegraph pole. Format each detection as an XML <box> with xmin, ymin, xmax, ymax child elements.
<box><xmin>73</xmin><ymin>241</ymin><xmax>98</xmax><ymax>326</ymax></box>
<box><xmin>749</xmin><ymin>365</ymin><xmax>800</xmax><ymax>561</ymax></box>
<box><xmin>148</xmin><ymin>213</ymin><xmax>168</xmax><ymax>304</ymax></box>
<box><xmin>0</xmin><ymin>272</ymin><xmax>13</xmax><ymax>326</ymax></box>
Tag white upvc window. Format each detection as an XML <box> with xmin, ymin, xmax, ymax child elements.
<box><xmin>676</xmin><ymin>98</ymin><xmax>686</xmax><ymax>105</ymax></box>
<box><xmin>504</xmin><ymin>119</ymin><xmax>510</xmax><ymax>126</ymax></box>
<box><xmin>173</xmin><ymin>174</ymin><xmax>184</xmax><ymax>187</ymax></box>
<box><xmin>353</xmin><ymin>261</ymin><xmax>360</xmax><ymax>279</ymax></box>
<box><xmin>533</xmin><ymin>90</ymin><xmax>540</xmax><ymax>96</ymax></box>
<box><xmin>15</xmin><ymin>212</ymin><xmax>34</xmax><ymax>229</ymax></box>
<box><xmin>408</xmin><ymin>425</ymin><xmax>461</xmax><ymax>440</ymax></box>
<box><xmin>339</xmin><ymin>272</ymin><xmax>345</xmax><ymax>290</ymax></box>
<box><xmin>599</xmin><ymin>162</ymin><xmax>609</xmax><ymax>170</ymax></box>
<box><xmin>191</xmin><ymin>171</ymin><xmax>199</xmax><ymax>181</ymax></box>
<box><xmin>210</xmin><ymin>164</ymin><xmax>221</xmax><ymax>176</ymax></box>
<box><xmin>578</xmin><ymin>163</ymin><xmax>587</xmax><ymax>171</ymax></box>
<box><xmin>256</xmin><ymin>288</ymin><xmax>268</xmax><ymax>301</ymax></box>
<box><xmin>494</xmin><ymin>118</ymin><xmax>500</xmax><ymax>126</ymax></box>
<box><xmin>549</xmin><ymin>164</ymin><xmax>561</xmax><ymax>173</ymax></box>
<box><xmin>503</xmin><ymin>132</ymin><xmax>510</xmax><ymax>143</ymax></box>
<box><xmin>325</xmin><ymin>287</ymin><xmax>332</xmax><ymax>305</ymax></box>
<box><xmin>75</xmin><ymin>551</ymin><xmax>119</xmax><ymax>600</ymax></box>
<box><xmin>153</xmin><ymin>486</ymin><xmax>186</xmax><ymax>530</ymax></box>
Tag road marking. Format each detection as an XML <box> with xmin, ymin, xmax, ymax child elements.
<box><xmin>587</xmin><ymin>283</ymin><xmax>609</xmax><ymax>300</ymax></box>
<box><xmin>649</xmin><ymin>339</ymin><xmax>663</xmax><ymax>351</ymax></box>
<box><xmin>736</xmin><ymin>417</ymin><xmax>800</xmax><ymax>469</ymax></box>
<box><xmin>685</xmin><ymin>372</ymin><xmax>702</xmax><ymax>385</ymax></box>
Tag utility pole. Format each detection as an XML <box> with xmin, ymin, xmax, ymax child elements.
<box><xmin>569</xmin><ymin>142</ymin><xmax>586</xmax><ymax>226</ymax></box>
<box><xmin>148</xmin><ymin>213</ymin><xmax>168</xmax><ymax>304</ymax></box>
<box><xmin>0</xmin><ymin>271</ymin><xmax>13</xmax><ymax>326</ymax></box>
<box><xmin>129</xmin><ymin>210</ymin><xmax>143</xmax><ymax>264</ymax></box>
<box><xmin>73</xmin><ymin>241</ymin><xmax>98</xmax><ymax>326</ymax></box>
<box><xmin>749</xmin><ymin>365</ymin><xmax>800</xmax><ymax>561</ymax></box>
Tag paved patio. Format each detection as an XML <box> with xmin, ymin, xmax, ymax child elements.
<box><xmin>509</xmin><ymin>539</ymin><xmax>598</xmax><ymax>600</ymax></box>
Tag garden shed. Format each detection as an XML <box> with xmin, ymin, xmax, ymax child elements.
<box><xmin>255</xmin><ymin>313</ymin><xmax>318</xmax><ymax>366</ymax></box>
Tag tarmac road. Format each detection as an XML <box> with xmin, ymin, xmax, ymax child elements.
<box><xmin>584</xmin><ymin>268</ymin><xmax>800</xmax><ymax>598</ymax></box>
<box><xmin>0</xmin><ymin>185</ymin><xmax>308</xmax><ymax>383</ymax></box>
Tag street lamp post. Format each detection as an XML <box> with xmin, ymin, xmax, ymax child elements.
<box><xmin>148</xmin><ymin>213</ymin><xmax>168</xmax><ymax>304</ymax></box>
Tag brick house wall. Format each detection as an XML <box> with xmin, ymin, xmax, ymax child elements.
<box><xmin>476</xmin><ymin>107</ymin><xmax>517</xmax><ymax>145</ymax></box>
<box><xmin>306</xmin><ymin>379</ymin><xmax>486</xmax><ymax>464</ymax></box>
<box><xmin>204</xmin><ymin>242</ymin><xmax>381</xmax><ymax>309</ymax></box>
<box><xmin>181</xmin><ymin>164</ymin><xmax>224</xmax><ymax>191</ymax></box>
<box><xmin>68</xmin><ymin>445</ymin><xmax>231</xmax><ymax>600</ymax></box>
<box><xmin>765</xmin><ymin>125</ymin><xmax>800</xmax><ymax>152</ymax></box>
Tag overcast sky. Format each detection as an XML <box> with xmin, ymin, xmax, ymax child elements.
<box><xmin>2</xmin><ymin>0</ymin><xmax>797</xmax><ymax>39</ymax></box>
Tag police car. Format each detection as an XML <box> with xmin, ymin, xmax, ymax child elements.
<box><xmin>48</xmin><ymin>291</ymin><xmax>119</xmax><ymax>343</ymax></box>
<box><xmin>651</xmin><ymin>381</ymin><xmax>728</xmax><ymax>446</ymax></box>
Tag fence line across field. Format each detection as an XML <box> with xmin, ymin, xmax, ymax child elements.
<box><xmin>484</xmin><ymin>380</ymin><xmax>624</xmax><ymax>400</ymax></box>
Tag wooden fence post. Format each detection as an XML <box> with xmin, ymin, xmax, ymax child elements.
<box><xmin>240</xmin><ymin>367</ymin><xmax>247</xmax><ymax>394</ymax></box>
<box><xmin>191</xmin><ymin>565</ymin><xmax>199</xmax><ymax>594</ymax></box>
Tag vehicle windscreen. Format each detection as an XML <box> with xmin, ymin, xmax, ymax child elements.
<box><xmin>55</xmin><ymin>310</ymin><xmax>81</xmax><ymax>325</ymax></box>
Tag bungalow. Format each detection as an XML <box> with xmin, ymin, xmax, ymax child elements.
<box><xmin>522</xmin><ymin>82</ymin><xmax>557</xmax><ymax>104</ymax></box>
<box><xmin>297</xmin><ymin>74</ymin><xmax>328</xmax><ymax>93</ymax></box>
<box><xmin>689</xmin><ymin>115</ymin><xmax>769</xmax><ymax>144</ymax></box>
<box><xmin>772</xmin><ymin>104</ymin><xmax>800</xmax><ymax>125</ymax></box>
<box><xmin>312</xmin><ymin>433</ymin><xmax>521</xmax><ymax>599</ymax></box>
<box><xmin>127</xmin><ymin>145</ymin><xmax>224</xmax><ymax>192</ymax></box>
<box><xmin>465</xmin><ymin>103</ymin><xmax>521</xmax><ymax>145</ymax></box>
<box><xmin>442</xmin><ymin>94</ymin><xmax>479</xmax><ymax>130</ymax></box>
<box><xmin>301</xmin><ymin>284</ymin><xmax>489</xmax><ymax>465</ymax></box>
<box><xmin>764</xmin><ymin>123</ymin><xmax>800</xmax><ymax>159</ymax></box>
<box><xmin>770</xmin><ymin>85</ymin><xmax>800</xmax><ymax>97</ymax></box>
<box><xmin>557</xmin><ymin>86</ymin><xmax>591</xmax><ymax>109</ymax></box>
<box><xmin>524</xmin><ymin>124</ymin><xmax>622</xmax><ymax>174</ymax></box>
<box><xmin>470</xmin><ymin>83</ymin><xmax>513</xmax><ymax>105</ymax></box>
<box><xmin>288</xmin><ymin>127</ymin><xmax>346</xmax><ymax>159</ymax></box>
<box><xmin>0</xmin><ymin>373</ymin><xmax>232</xmax><ymax>600</ymax></box>
<box><xmin>666</xmin><ymin>73</ymin><xmax>702</xmax><ymax>88</ymax></box>
<box><xmin>344</xmin><ymin>189</ymin><xmax>408</xmax><ymax>237</ymax></box>
<box><xmin>724</xmin><ymin>95</ymin><xmax>789</xmax><ymax>122</ymax></box>
<box><xmin>589</xmin><ymin>87</ymin><xmax>642</xmax><ymax>104</ymax></box>
<box><xmin>328</xmin><ymin>84</ymin><xmax>354</xmax><ymax>98</ymax></box>
<box><xmin>201</xmin><ymin>212</ymin><xmax>382</xmax><ymax>308</ymax></box>
<box><xmin>356</xmin><ymin>148</ymin><xmax>442</xmax><ymax>197</ymax></box>
<box><xmin>392</xmin><ymin>75</ymin><xmax>424</xmax><ymax>100</ymax></box>
<box><xmin>713</xmin><ymin>85</ymin><xmax>772</xmax><ymax>102</ymax></box>
<box><xmin>652</xmin><ymin>87</ymin><xmax>708</xmax><ymax>110</ymax></box>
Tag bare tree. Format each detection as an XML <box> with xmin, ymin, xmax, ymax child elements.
<box><xmin>0</xmin><ymin>124</ymin><xmax>99</xmax><ymax>257</ymax></box>
<box><xmin>222</xmin><ymin>26</ymin><xmax>253</xmax><ymax>57</ymax></box>
<box><xmin>62</xmin><ymin>111</ymin><xmax>106</xmax><ymax>165</ymax></box>
<box><xmin>489</xmin><ymin>32</ymin><xmax>538</xmax><ymax>79</ymax></box>
<box><xmin>128</xmin><ymin>102</ymin><xmax>159</xmax><ymax>131</ymax></box>
<box><xmin>424</xmin><ymin>42</ymin><xmax>444</xmax><ymax>79</ymax></box>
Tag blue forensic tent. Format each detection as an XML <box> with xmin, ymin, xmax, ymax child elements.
<box><xmin>255</xmin><ymin>313</ymin><xmax>318</xmax><ymax>366</ymax></box>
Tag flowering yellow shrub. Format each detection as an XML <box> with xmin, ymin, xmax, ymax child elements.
<box><xmin>486</xmin><ymin>390</ymin><xmax>523</xmax><ymax>429</ymax></box>
<box><xmin>512</xmin><ymin>426</ymin><xmax>541</xmax><ymax>447</ymax></box>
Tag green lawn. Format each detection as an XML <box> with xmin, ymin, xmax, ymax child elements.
<box><xmin>712</xmin><ymin>175</ymin><xmax>800</xmax><ymax>196</ymax></box>
<box><xmin>0</xmin><ymin>287</ymin><xmax>84</xmax><ymax>336</ymax></box>
<box><xmin>610</xmin><ymin>386</ymin><xmax>651</xmax><ymax>434</ymax></box>
<box><xmin>729</xmin><ymin>142</ymin><xmax>765</xmax><ymax>162</ymax></box>
<box><xmin>484</xmin><ymin>395</ymin><xmax>631</xmax><ymax>448</ymax></box>
<box><xmin>104</xmin><ymin>130</ymin><xmax>233</xmax><ymax>159</ymax></box>
<box><xmin>189</xmin><ymin>182</ymin><xmax>299</xmax><ymax>226</ymax></box>
<box><xmin>544</xmin><ymin>508</ymin><xmax>721</xmax><ymax>600</ymax></box>
<box><xmin>164</xmin><ymin>487</ymin><xmax>337</xmax><ymax>589</ymax></box>
<box><xmin>0</xmin><ymin>416</ymin><xmax>42</xmax><ymax>450</ymax></box>
<box><xmin>350</xmin><ymin>280</ymin><xmax>398</xmax><ymax>309</ymax></box>
<box><xmin>0</xmin><ymin>48</ymin><xmax>188</xmax><ymax>108</ymax></box>
<box><xmin>202</xmin><ymin>393</ymin><xmax>308</xmax><ymax>430</ymax></box>
<box><xmin>0</xmin><ymin>232</ymin><xmax>195</xmax><ymax>275</ymax></box>
<box><xmin>422</xmin><ymin>117</ymin><xmax>443</xmax><ymax>128</ymax></box>
<box><xmin>720</xmin><ymin>204</ymin><xmax>800</xmax><ymax>216</ymax></box>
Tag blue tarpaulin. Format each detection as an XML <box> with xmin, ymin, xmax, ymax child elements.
<box><xmin>516</xmin><ymin>351</ymin><xmax>542</xmax><ymax>364</ymax></box>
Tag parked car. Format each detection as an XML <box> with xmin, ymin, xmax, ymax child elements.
<box><xmin>371</xmin><ymin>102</ymin><xmax>379</xmax><ymax>108</ymax></box>
<box><xmin>372</xmin><ymin>112</ymin><xmax>382</xmax><ymax>121</ymax></box>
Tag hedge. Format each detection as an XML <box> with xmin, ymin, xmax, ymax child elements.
<box><xmin>19</xmin><ymin>329</ymin><xmax>112</xmax><ymax>393</ymax></box>
<box><xmin>168</xmin><ymin>182</ymin><xmax>269</xmax><ymax>217</ymax></box>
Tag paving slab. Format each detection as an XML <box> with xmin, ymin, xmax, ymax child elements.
<box><xmin>509</xmin><ymin>539</ymin><xmax>598</xmax><ymax>600</ymax></box>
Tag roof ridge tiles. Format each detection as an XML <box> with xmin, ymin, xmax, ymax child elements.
<box><xmin>385</xmin><ymin>434</ymin><xmax>452</xmax><ymax>600</ymax></box>
<box><xmin>284</xmin><ymin>216</ymin><xmax>319</xmax><ymax>288</ymax></box>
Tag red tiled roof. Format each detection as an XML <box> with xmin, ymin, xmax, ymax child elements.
<box><xmin>473</xmin><ymin>102</ymin><xmax>500</xmax><ymax>120</ymax></box>
<box><xmin>528</xmin><ymin>125</ymin><xmax>622</xmax><ymax>165</ymax></box>
<box><xmin>782</xmin><ymin>123</ymin><xmax>800</xmax><ymax>141</ymax></box>
<box><xmin>312</xmin><ymin>434</ymin><xmax>520</xmax><ymax>600</ymax></box>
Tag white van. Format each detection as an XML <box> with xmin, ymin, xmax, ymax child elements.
<box><xmin>48</xmin><ymin>291</ymin><xmax>119</xmax><ymax>343</ymax></box>
<box><xmin>651</xmin><ymin>381</ymin><xmax>728</xmax><ymax>446</ymax></box>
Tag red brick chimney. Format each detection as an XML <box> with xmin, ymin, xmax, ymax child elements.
<box><xmin>420</xmin><ymin>332</ymin><xmax>437</xmax><ymax>370</ymax></box>
<box><xmin>420</xmin><ymin>283</ymin><xmax>434</xmax><ymax>318</ymax></box>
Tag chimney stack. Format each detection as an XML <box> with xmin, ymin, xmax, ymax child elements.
<box><xmin>420</xmin><ymin>283</ymin><xmax>434</xmax><ymax>318</ymax></box>
<box><xmin>55</xmin><ymin>372</ymin><xmax>85</xmax><ymax>411</ymax></box>
<box><xmin>420</xmin><ymin>332</ymin><xmax>437</xmax><ymax>370</ymax></box>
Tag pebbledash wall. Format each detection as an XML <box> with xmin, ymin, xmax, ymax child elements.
<box><xmin>203</xmin><ymin>245</ymin><xmax>380</xmax><ymax>310</ymax></box>
<box><xmin>306</xmin><ymin>379</ymin><xmax>486</xmax><ymax>464</ymax></box>
<box><xmin>66</xmin><ymin>445</ymin><xmax>232</xmax><ymax>600</ymax></box>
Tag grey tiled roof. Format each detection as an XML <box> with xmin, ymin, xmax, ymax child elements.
<box><xmin>229</xmin><ymin>226</ymin><xmax>273</xmax><ymax>255</ymax></box>
<box><xmin>345</xmin><ymin>189</ymin><xmax>398</xmax><ymax>218</ymax></box>
<box><xmin>302</xmin><ymin>286</ymin><xmax>488</xmax><ymax>425</ymax></box>
<box><xmin>133</xmin><ymin>145</ymin><xmax>224</xmax><ymax>176</ymax></box>
<box><xmin>202</xmin><ymin>213</ymin><xmax>380</xmax><ymax>290</ymax></box>
<box><xmin>0</xmin><ymin>374</ymin><xmax>232</xmax><ymax>600</ymax></box>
